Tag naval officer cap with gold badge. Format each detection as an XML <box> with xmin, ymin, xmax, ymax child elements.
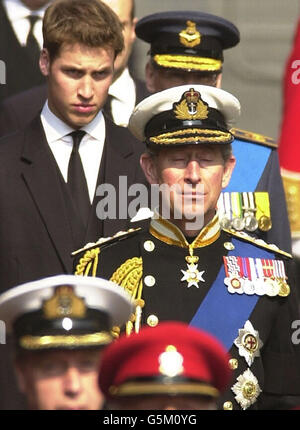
<box><xmin>129</xmin><ymin>83</ymin><xmax>240</xmax><ymax>148</ymax></box>
<box><xmin>136</xmin><ymin>10</ymin><xmax>240</xmax><ymax>75</ymax></box>
<box><xmin>0</xmin><ymin>274</ymin><xmax>133</xmax><ymax>352</ymax></box>
<box><xmin>0</xmin><ymin>275</ymin><xmax>133</xmax><ymax>410</ymax></box>
<box><xmin>98</xmin><ymin>321</ymin><xmax>232</xmax><ymax>410</ymax></box>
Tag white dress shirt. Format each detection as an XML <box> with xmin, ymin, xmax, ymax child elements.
<box><xmin>108</xmin><ymin>68</ymin><xmax>136</xmax><ymax>127</ymax></box>
<box><xmin>3</xmin><ymin>0</ymin><xmax>50</xmax><ymax>48</ymax></box>
<box><xmin>40</xmin><ymin>102</ymin><xmax>106</xmax><ymax>203</ymax></box>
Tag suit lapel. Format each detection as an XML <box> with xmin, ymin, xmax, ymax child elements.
<box><xmin>20</xmin><ymin>117</ymin><xmax>74</xmax><ymax>272</ymax></box>
<box><xmin>85</xmin><ymin>118</ymin><xmax>137</xmax><ymax>239</ymax></box>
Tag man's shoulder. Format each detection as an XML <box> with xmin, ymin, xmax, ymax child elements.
<box><xmin>223</xmin><ymin>228</ymin><xmax>292</xmax><ymax>259</ymax></box>
<box><xmin>0</xmin><ymin>85</ymin><xmax>46</xmax><ymax>136</ymax></box>
<box><xmin>73</xmin><ymin>227</ymin><xmax>144</xmax><ymax>257</ymax></box>
<box><xmin>73</xmin><ymin>227</ymin><xmax>145</xmax><ymax>276</ymax></box>
<box><xmin>2</xmin><ymin>84</ymin><xmax>47</xmax><ymax>110</ymax></box>
<box><xmin>0</xmin><ymin>115</ymin><xmax>42</xmax><ymax>156</ymax></box>
<box><xmin>104</xmin><ymin>115</ymin><xmax>144</xmax><ymax>154</ymax></box>
<box><xmin>230</xmin><ymin>127</ymin><xmax>278</xmax><ymax>149</ymax></box>
<box><xmin>0</xmin><ymin>128</ymin><xmax>24</xmax><ymax>152</ymax></box>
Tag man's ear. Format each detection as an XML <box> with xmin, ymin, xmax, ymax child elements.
<box><xmin>14</xmin><ymin>360</ymin><xmax>27</xmax><ymax>393</ymax></box>
<box><xmin>131</xmin><ymin>16</ymin><xmax>138</xmax><ymax>42</ymax></box>
<box><xmin>140</xmin><ymin>153</ymin><xmax>159</xmax><ymax>185</ymax></box>
<box><xmin>216</xmin><ymin>72</ymin><xmax>222</xmax><ymax>89</ymax></box>
<box><xmin>145</xmin><ymin>61</ymin><xmax>156</xmax><ymax>93</ymax></box>
<box><xmin>222</xmin><ymin>154</ymin><xmax>236</xmax><ymax>189</ymax></box>
<box><xmin>39</xmin><ymin>48</ymin><xmax>51</xmax><ymax>77</ymax></box>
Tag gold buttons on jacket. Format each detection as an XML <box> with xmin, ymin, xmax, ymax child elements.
<box><xmin>147</xmin><ymin>315</ymin><xmax>159</xmax><ymax>327</ymax></box>
<box><xmin>224</xmin><ymin>242</ymin><xmax>235</xmax><ymax>250</ymax></box>
<box><xmin>228</xmin><ymin>358</ymin><xmax>238</xmax><ymax>370</ymax></box>
<box><xmin>223</xmin><ymin>401</ymin><xmax>233</xmax><ymax>410</ymax></box>
<box><xmin>144</xmin><ymin>275</ymin><xmax>156</xmax><ymax>287</ymax></box>
<box><xmin>144</xmin><ymin>240</ymin><xmax>155</xmax><ymax>252</ymax></box>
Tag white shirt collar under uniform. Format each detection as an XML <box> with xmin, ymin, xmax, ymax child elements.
<box><xmin>3</xmin><ymin>0</ymin><xmax>49</xmax><ymax>47</ymax></box>
<box><xmin>40</xmin><ymin>102</ymin><xmax>106</xmax><ymax>203</ymax></box>
<box><xmin>108</xmin><ymin>68</ymin><xmax>136</xmax><ymax>127</ymax></box>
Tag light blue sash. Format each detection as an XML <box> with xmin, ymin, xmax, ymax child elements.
<box><xmin>190</xmin><ymin>238</ymin><xmax>275</xmax><ymax>350</ymax></box>
<box><xmin>225</xmin><ymin>139</ymin><xmax>271</xmax><ymax>192</ymax></box>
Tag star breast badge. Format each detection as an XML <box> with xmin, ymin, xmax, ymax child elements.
<box><xmin>232</xmin><ymin>368</ymin><xmax>262</xmax><ymax>410</ymax></box>
<box><xmin>234</xmin><ymin>320</ymin><xmax>263</xmax><ymax>366</ymax></box>
<box><xmin>181</xmin><ymin>263</ymin><xmax>205</xmax><ymax>288</ymax></box>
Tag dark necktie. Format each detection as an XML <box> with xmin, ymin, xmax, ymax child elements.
<box><xmin>25</xmin><ymin>15</ymin><xmax>41</xmax><ymax>61</ymax></box>
<box><xmin>67</xmin><ymin>130</ymin><xmax>91</xmax><ymax>228</ymax></box>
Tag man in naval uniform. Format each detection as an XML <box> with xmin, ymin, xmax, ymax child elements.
<box><xmin>134</xmin><ymin>11</ymin><xmax>291</xmax><ymax>252</ymax></box>
<box><xmin>73</xmin><ymin>85</ymin><xmax>300</xmax><ymax>410</ymax></box>
<box><xmin>0</xmin><ymin>274</ymin><xmax>133</xmax><ymax>410</ymax></box>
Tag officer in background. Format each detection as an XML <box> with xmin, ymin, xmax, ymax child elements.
<box><xmin>0</xmin><ymin>274</ymin><xmax>133</xmax><ymax>410</ymax></box>
<box><xmin>0</xmin><ymin>0</ymin><xmax>50</xmax><ymax>101</ymax></box>
<box><xmin>98</xmin><ymin>321</ymin><xmax>232</xmax><ymax>410</ymax></box>
<box><xmin>74</xmin><ymin>85</ymin><xmax>300</xmax><ymax>410</ymax></box>
<box><xmin>134</xmin><ymin>11</ymin><xmax>291</xmax><ymax>252</ymax></box>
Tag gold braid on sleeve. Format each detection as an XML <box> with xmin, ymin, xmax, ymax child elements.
<box><xmin>110</xmin><ymin>257</ymin><xmax>144</xmax><ymax>335</ymax></box>
<box><xmin>74</xmin><ymin>248</ymin><xmax>100</xmax><ymax>277</ymax></box>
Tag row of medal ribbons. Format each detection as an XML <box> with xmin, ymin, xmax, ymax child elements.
<box><xmin>223</xmin><ymin>256</ymin><xmax>290</xmax><ymax>297</ymax></box>
<box><xmin>217</xmin><ymin>192</ymin><xmax>272</xmax><ymax>233</ymax></box>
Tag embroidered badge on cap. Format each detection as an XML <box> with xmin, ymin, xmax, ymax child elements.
<box><xmin>43</xmin><ymin>286</ymin><xmax>86</xmax><ymax>319</ymax></box>
<box><xmin>159</xmin><ymin>345</ymin><xmax>184</xmax><ymax>377</ymax></box>
<box><xmin>179</xmin><ymin>20</ymin><xmax>201</xmax><ymax>48</ymax></box>
<box><xmin>173</xmin><ymin>88</ymin><xmax>208</xmax><ymax>120</ymax></box>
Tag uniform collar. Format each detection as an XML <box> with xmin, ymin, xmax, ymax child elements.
<box><xmin>149</xmin><ymin>213</ymin><xmax>221</xmax><ymax>249</ymax></box>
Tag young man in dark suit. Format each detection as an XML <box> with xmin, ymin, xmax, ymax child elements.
<box><xmin>0</xmin><ymin>0</ymin><xmax>146</xmax><ymax>292</ymax></box>
<box><xmin>0</xmin><ymin>0</ymin><xmax>149</xmax><ymax>136</ymax></box>
<box><xmin>0</xmin><ymin>0</ymin><xmax>146</xmax><ymax>409</ymax></box>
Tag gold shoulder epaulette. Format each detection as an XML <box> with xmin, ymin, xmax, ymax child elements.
<box><xmin>223</xmin><ymin>228</ymin><xmax>292</xmax><ymax>258</ymax></box>
<box><xmin>230</xmin><ymin>127</ymin><xmax>278</xmax><ymax>149</ymax></box>
<box><xmin>72</xmin><ymin>228</ymin><xmax>141</xmax><ymax>256</ymax></box>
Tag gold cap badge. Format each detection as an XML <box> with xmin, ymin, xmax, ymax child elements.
<box><xmin>173</xmin><ymin>88</ymin><xmax>208</xmax><ymax>121</ymax></box>
<box><xmin>179</xmin><ymin>21</ymin><xmax>201</xmax><ymax>48</ymax></box>
<box><xmin>43</xmin><ymin>286</ymin><xmax>86</xmax><ymax>319</ymax></box>
<box><xmin>158</xmin><ymin>345</ymin><xmax>184</xmax><ymax>377</ymax></box>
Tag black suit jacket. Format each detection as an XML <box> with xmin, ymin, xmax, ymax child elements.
<box><xmin>0</xmin><ymin>78</ymin><xmax>149</xmax><ymax>138</ymax></box>
<box><xmin>0</xmin><ymin>114</ymin><xmax>146</xmax><ymax>291</ymax></box>
<box><xmin>0</xmin><ymin>113</ymin><xmax>147</xmax><ymax>410</ymax></box>
<box><xmin>0</xmin><ymin>1</ymin><xmax>45</xmax><ymax>101</ymax></box>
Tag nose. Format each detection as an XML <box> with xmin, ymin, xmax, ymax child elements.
<box><xmin>185</xmin><ymin>160</ymin><xmax>201</xmax><ymax>184</ymax></box>
<box><xmin>78</xmin><ymin>77</ymin><xmax>94</xmax><ymax>100</ymax></box>
<box><xmin>63</xmin><ymin>367</ymin><xmax>82</xmax><ymax>397</ymax></box>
